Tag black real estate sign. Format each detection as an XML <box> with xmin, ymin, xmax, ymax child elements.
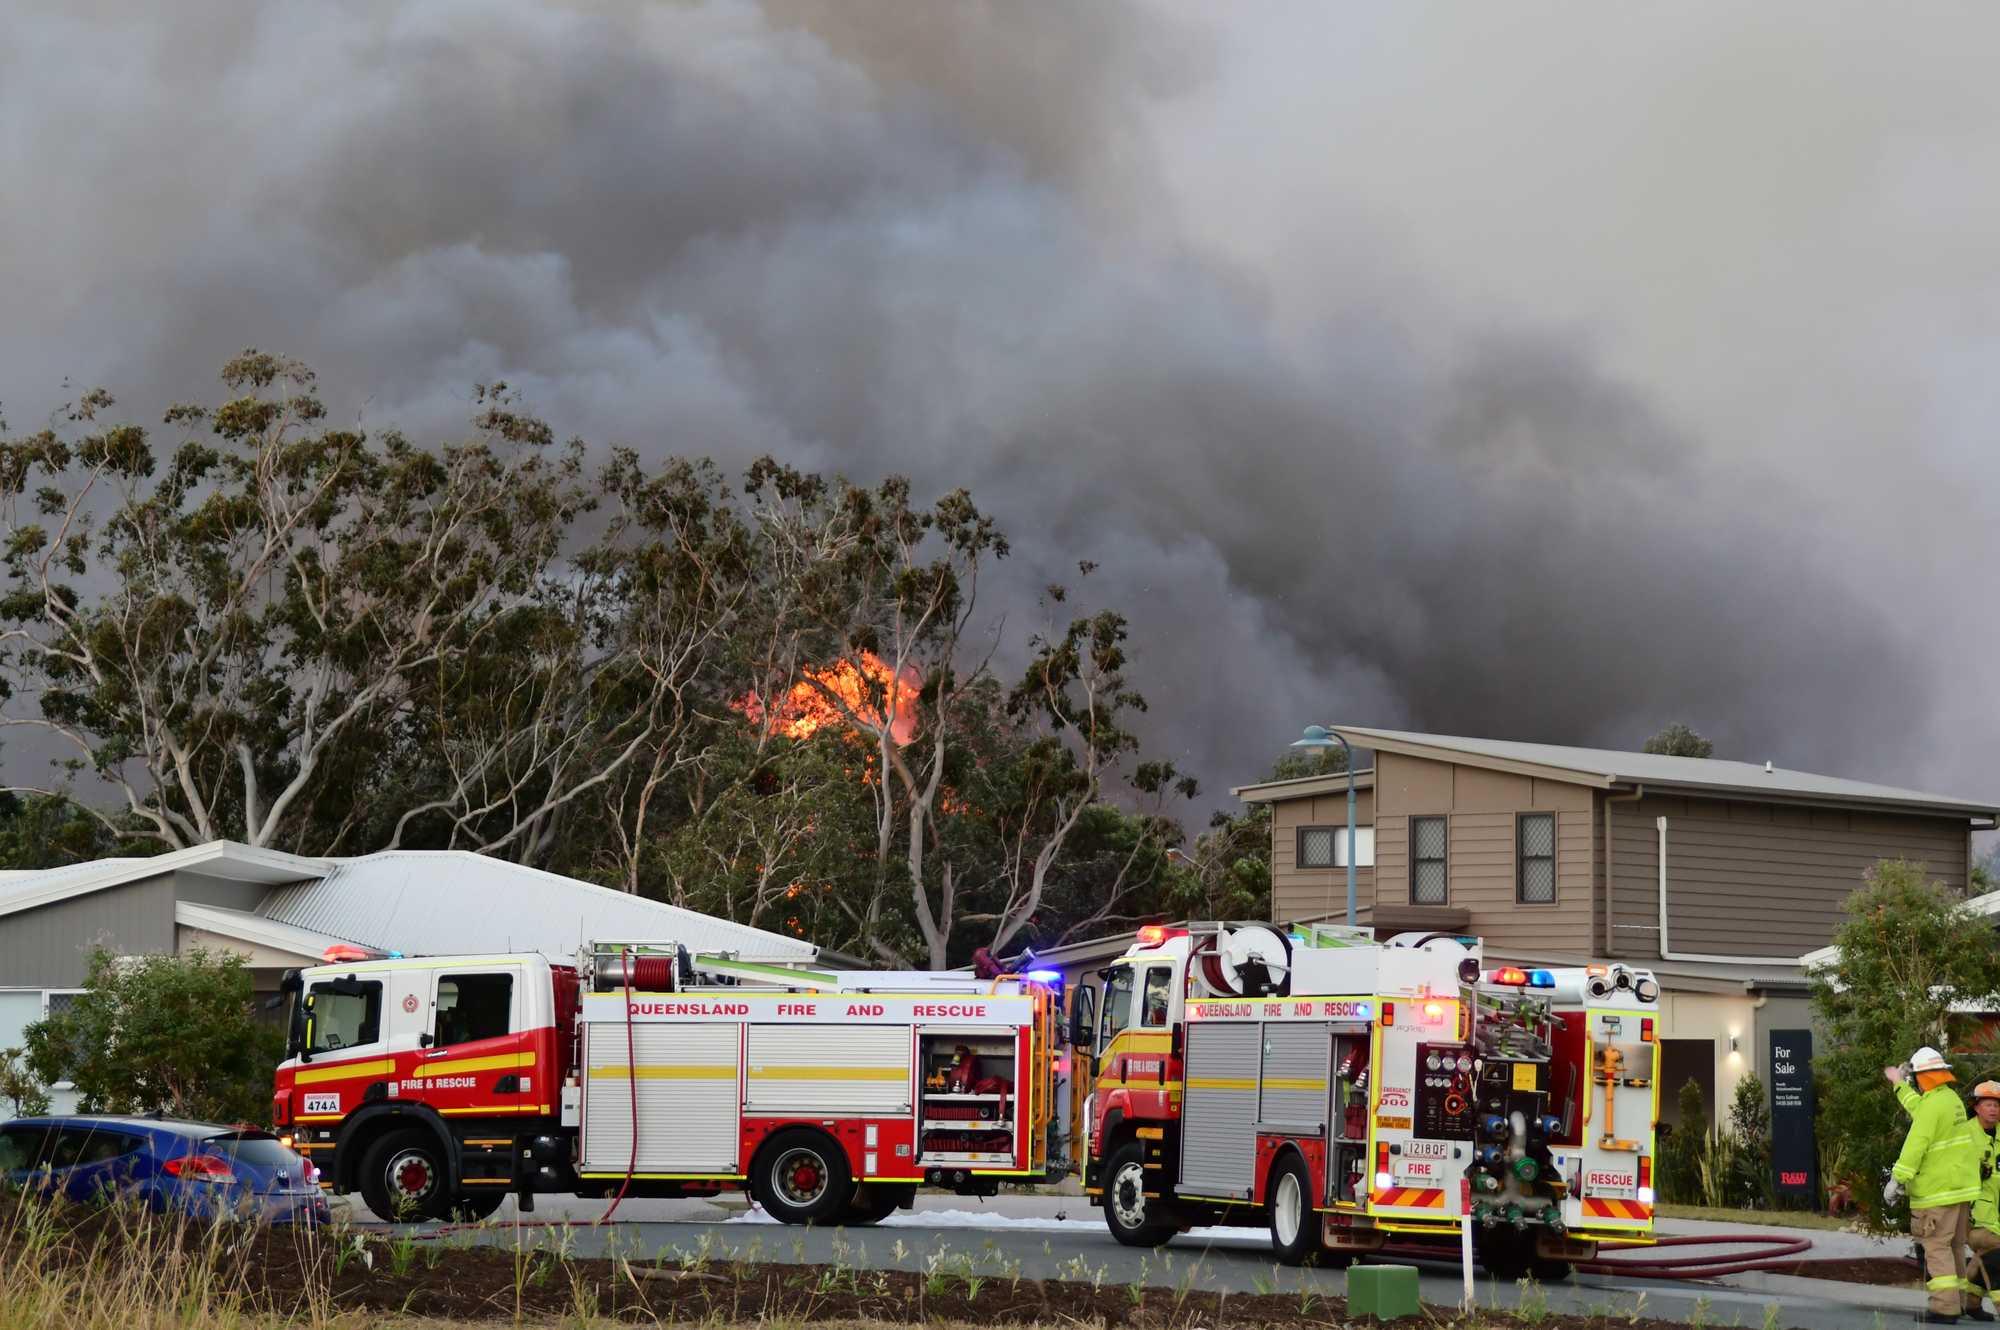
<box><xmin>1769</xmin><ymin>1029</ymin><xmax>1817</xmax><ymax>1199</ymax></box>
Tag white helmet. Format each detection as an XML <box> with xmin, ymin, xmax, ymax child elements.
<box><xmin>1912</xmin><ymin>1046</ymin><xmax>1951</xmax><ymax>1073</ymax></box>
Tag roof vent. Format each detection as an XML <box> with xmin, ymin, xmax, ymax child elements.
<box><xmin>1764</xmin><ymin>760</ymin><xmax>1774</xmax><ymax>774</ymax></box>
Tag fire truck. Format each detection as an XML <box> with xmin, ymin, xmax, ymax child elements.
<box><xmin>272</xmin><ymin>941</ymin><xmax>1064</xmax><ymax>1223</ymax></box>
<box><xmin>1074</xmin><ymin>922</ymin><xmax>1660</xmax><ymax>1278</ymax></box>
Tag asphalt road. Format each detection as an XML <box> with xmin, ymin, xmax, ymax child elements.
<box><xmin>356</xmin><ymin>1196</ymin><xmax>1922</xmax><ymax>1330</ymax></box>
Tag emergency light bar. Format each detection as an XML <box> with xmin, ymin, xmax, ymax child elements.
<box><xmin>1482</xmin><ymin>967</ymin><xmax>1555</xmax><ymax>987</ymax></box>
<box><xmin>1135</xmin><ymin>925</ymin><xmax>1188</xmax><ymax>947</ymax></box>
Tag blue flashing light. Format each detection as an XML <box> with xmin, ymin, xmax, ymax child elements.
<box><xmin>1527</xmin><ymin>969</ymin><xmax>1555</xmax><ymax>987</ymax></box>
<box><xmin>387</xmin><ymin>951</ymin><xmax>405</xmax><ymax>959</ymax></box>
<box><xmin>1025</xmin><ymin>969</ymin><xmax>1062</xmax><ymax>984</ymax></box>
<box><xmin>1355</xmin><ymin>1003</ymin><xmax>1372</xmax><ymax>1020</ymax></box>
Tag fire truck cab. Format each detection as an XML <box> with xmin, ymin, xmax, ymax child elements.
<box><xmin>274</xmin><ymin>941</ymin><xmax>1066</xmax><ymax>1224</ymax></box>
<box><xmin>1075</xmin><ymin>923</ymin><xmax>1659</xmax><ymax>1278</ymax></box>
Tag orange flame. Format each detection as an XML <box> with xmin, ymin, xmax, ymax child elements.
<box><xmin>740</xmin><ymin>651</ymin><xmax>920</xmax><ymax>746</ymax></box>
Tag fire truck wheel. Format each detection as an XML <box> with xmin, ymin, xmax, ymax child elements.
<box><xmin>360</xmin><ymin>1129</ymin><xmax>452</xmax><ymax>1222</ymax></box>
<box><xmin>1103</xmin><ymin>1139</ymin><xmax>1175</xmax><ymax>1248</ymax></box>
<box><xmin>843</xmin><ymin>1183</ymin><xmax>916</xmax><ymax>1224</ymax></box>
<box><xmin>1530</xmin><ymin>1257</ymin><xmax>1573</xmax><ymax>1283</ymax></box>
<box><xmin>751</xmin><ymin>1128</ymin><xmax>853</xmax><ymax>1225</ymax></box>
<box><xmin>1266</xmin><ymin>1153</ymin><xmax>1319</xmax><ymax>1266</ymax></box>
<box><xmin>446</xmin><ymin>1190</ymin><xmax>508</xmax><ymax>1222</ymax></box>
<box><xmin>1476</xmin><ymin>1230</ymin><xmax>1531</xmax><ymax>1280</ymax></box>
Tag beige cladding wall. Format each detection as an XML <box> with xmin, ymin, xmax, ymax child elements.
<box><xmin>1270</xmin><ymin>787</ymin><xmax>1376</xmax><ymax>925</ymax></box>
<box><xmin>1606</xmin><ymin>793</ymin><xmax>1971</xmax><ymax>958</ymax></box>
<box><xmin>1372</xmin><ymin>753</ymin><xmax>1595</xmax><ymax>955</ymax></box>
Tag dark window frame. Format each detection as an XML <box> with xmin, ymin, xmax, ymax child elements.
<box><xmin>1516</xmin><ymin>811</ymin><xmax>1558</xmax><ymax>905</ymax></box>
<box><xmin>1297</xmin><ymin>825</ymin><xmax>1374</xmax><ymax>869</ymax></box>
<box><xmin>305</xmin><ymin>979</ymin><xmax>383</xmax><ymax>1053</ymax></box>
<box><xmin>434</xmin><ymin>972</ymin><xmax>515</xmax><ymax>1048</ymax></box>
<box><xmin>1141</xmin><ymin>966</ymin><xmax>1173</xmax><ymax>1029</ymax></box>
<box><xmin>1410</xmin><ymin>815</ymin><xmax>1448</xmax><ymax>905</ymax></box>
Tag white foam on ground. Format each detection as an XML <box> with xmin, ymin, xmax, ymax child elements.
<box><xmin>727</xmin><ymin>1205</ymin><xmax>1257</xmax><ymax>1244</ymax></box>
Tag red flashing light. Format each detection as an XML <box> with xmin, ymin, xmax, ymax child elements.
<box><xmin>1489</xmin><ymin>967</ymin><xmax>1529</xmax><ymax>986</ymax></box>
<box><xmin>164</xmin><ymin>1154</ymin><xmax>236</xmax><ymax>1183</ymax></box>
<box><xmin>1422</xmin><ymin>1001</ymin><xmax>1446</xmax><ymax>1022</ymax></box>
<box><xmin>1639</xmin><ymin>1156</ymin><xmax>1653</xmax><ymax>1189</ymax></box>
<box><xmin>1641</xmin><ymin>1018</ymin><xmax>1654</xmax><ymax>1043</ymax></box>
<box><xmin>320</xmin><ymin>944</ymin><xmax>371</xmax><ymax>963</ymax></box>
<box><xmin>1135</xmin><ymin>925</ymin><xmax>1187</xmax><ymax>948</ymax></box>
<box><xmin>1380</xmin><ymin>1002</ymin><xmax>1394</xmax><ymax>1026</ymax></box>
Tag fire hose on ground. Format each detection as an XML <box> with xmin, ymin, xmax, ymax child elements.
<box><xmin>1374</xmin><ymin>1233</ymin><xmax>1818</xmax><ymax>1281</ymax></box>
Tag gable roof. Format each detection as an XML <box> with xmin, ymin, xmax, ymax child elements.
<box><xmin>1232</xmin><ymin>769</ymin><xmax>1376</xmax><ymax>803</ymax></box>
<box><xmin>1328</xmin><ymin>726</ymin><xmax>2000</xmax><ymax>821</ymax></box>
<box><xmin>0</xmin><ymin>843</ymin><xmax>325</xmax><ymax>921</ymax></box>
<box><xmin>0</xmin><ymin>841</ymin><xmax>817</xmax><ymax>964</ymax></box>
<box><xmin>257</xmin><ymin>849</ymin><xmax>816</xmax><ymax>962</ymax></box>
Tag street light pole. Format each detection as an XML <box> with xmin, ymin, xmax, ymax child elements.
<box><xmin>1292</xmin><ymin>725</ymin><xmax>1357</xmax><ymax>926</ymax></box>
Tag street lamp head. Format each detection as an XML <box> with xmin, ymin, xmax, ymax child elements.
<box><xmin>1292</xmin><ymin>724</ymin><xmax>1336</xmax><ymax>749</ymax></box>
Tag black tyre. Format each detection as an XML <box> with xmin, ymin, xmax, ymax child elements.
<box><xmin>359</xmin><ymin>1128</ymin><xmax>453</xmax><ymax>1223</ymax></box>
<box><xmin>750</xmin><ymin>1128</ymin><xmax>854</xmax><ymax>1225</ymax></box>
<box><xmin>843</xmin><ymin>1183</ymin><xmax>915</xmax><ymax>1225</ymax></box>
<box><xmin>1477</xmin><ymin>1230</ymin><xmax>1531</xmax><ymax>1280</ymax></box>
<box><xmin>1530</xmin><ymin>1257</ymin><xmax>1573</xmax><ymax>1283</ymax></box>
<box><xmin>1266</xmin><ymin>1152</ymin><xmax>1320</xmax><ymax>1266</ymax></box>
<box><xmin>447</xmin><ymin>1190</ymin><xmax>509</xmax><ymax>1222</ymax></box>
<box><xmin>1102</xmin><ymin>1138</ymin><xmax>1176</xmax><ymax>1247</ymax></box>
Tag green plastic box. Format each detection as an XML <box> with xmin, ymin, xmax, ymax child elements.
<box><xmin>1346</xmin><ymin>1264</ymin><xmax>1421</xmax><ymax>1320</ymax></box>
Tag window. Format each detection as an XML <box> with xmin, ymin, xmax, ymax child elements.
<box><xmin>50</xmin><ymin>1125</ymin><xmax>138</xmax><ymax>1170</ymax></box>
<box><xmin>435</xmin><ymin>973</ymin><xmax>513</xmax><ymax>1047</ymax></box>
<box><xmin>1100</xmin><ymin>967</ymin><xmax>1135</xmax><ymax>1046</ymax></box>
<box><xmin>0</xmin><ymin>1124</ymin><xmax>50</xmax><ymax>1173</ymax></box>
<box><xmin>1299</xmin><ymin>826</ymin><xmax>1375</xmax><ymax>869</ymax></box>
<box><xmin>1411</xmin><ymin>816</ymin><xmax>1447</xmax><ymax>905</ymax></box>
<box><xmin>306</xmin><ymin>980</ymin><xmax>381</xmax><ymax>1053</ymax></box>
<box><xmin>1518</xmin><ymin>813</ymin><xmax>1557</xmax><ymax>903</ymax></box>
<box><xmin>1141</xmin><ymin>967</ymin><xmax>1173</xmax><ymax>1028</ymax></box>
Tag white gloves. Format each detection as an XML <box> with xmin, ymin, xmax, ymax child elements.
<box><xmin>1885</xmin><ymin>1179</ymin><xmax>1904</xmax><ymax>1204</ymax></box>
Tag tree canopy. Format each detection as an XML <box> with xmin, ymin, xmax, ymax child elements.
<box><xmin>0</xmin><ymin>353</ymin><xmax>1219</xmax><ymax>967</ymax></box>
<box><xmin>1642</xmin><ymin>722</ymin><xmax>1713</xmax><ymax>758</ymax></box>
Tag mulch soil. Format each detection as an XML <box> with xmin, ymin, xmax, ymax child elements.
<box><xmin>0</xmin><ymin>1196</ymin><xmax>1913</xmax><ymax>1326</ymax></box>
<box><xmin>1766</xmin><ymin>1257</ymin><xmax>1921</xmax><ymax>1288</ymax></box>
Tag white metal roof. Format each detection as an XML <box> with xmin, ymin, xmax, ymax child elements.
<box><xmin>257</xmin><ymin>849</ymin><xmax>816</xmax><ymax>963</ymax></box>
<box><xmin>174</xmin><ymin>900</ymin><xmax>348</xmax><ymax>962</ymax></box>
<box><xmin>0</xmin><ymin>844</ymin><xmax>325</xmax><ymax>921</ymax></box>
<box><xmin>1334</xmin><ymin>726</ymin><xmax>2000</xmax><ymax>819</ymax></box>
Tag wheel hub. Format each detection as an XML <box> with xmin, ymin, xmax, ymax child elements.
<box><xmin>388</xmin><ymin>1151</ymin><xmax>434</xmax><ymax>1201</ymax></box>
<box><xmin>773</xmin><ymin>1148</ymin><xmax>829</xmax><ymax>1206</ymax></box>
<box><xmin>1112</xmin><ymin>1161</ymin><xmax>1148</xmax><ymax>1227</ymax></box>
<box><xmin>1274</xmin><ymin>1173</ymin><xmax>1301</xmax><ymax>1243</ymax></box>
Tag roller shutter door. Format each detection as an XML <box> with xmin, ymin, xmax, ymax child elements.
<box><xmin>581</xmin><ymin>1023</ymin><xmax>739</xmax><ymax>1173</ymax></box>
<box><xmin>1178</xmin><ymin>1022</ymin><xmax>1260</xmax><ymax>1198</ymax></box>
<box><xmin>1258</xmin><ymin>1023</ymin><xmax>1330</xmax><ymax>1132</ymax></box>
<box><xmin>745</xmin><ymin>1025</ymin><xmax>912</xmax><ymax>1115</ymax></box>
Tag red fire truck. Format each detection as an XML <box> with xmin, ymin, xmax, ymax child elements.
<box><xmin>1073</xmin><ymin>922</ymin><xmax>1659</xmax><ymax>1278</ymax></box>
<box><xmin>273</xmin><ymin>941</ymin><xmax>1064</xmax><ymax>1223</ymax></box>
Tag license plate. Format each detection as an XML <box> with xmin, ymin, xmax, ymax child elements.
<box><xmin>1403</xmin><ymin>1140</ymin><xmax>1449</xmax><ymax>1159</ymax></box>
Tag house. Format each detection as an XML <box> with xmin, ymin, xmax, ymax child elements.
<box><xmin>0</xmin><ymin>840</ymin><xmax>818</xmax><ymax>1113</ymax></box>
<box><xmin>1235</xmin><ymin>726</ymin><xmax>2000</xmax><ymax>1130</ymax></box>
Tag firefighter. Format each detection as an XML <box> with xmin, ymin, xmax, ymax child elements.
<box><xmin>1962</xmin><ymin>1082</ymin><xmax>2000</xmax><ymax>1319</ymax></box>
<box><xmin>1887</xmin><ymin>1047</ymin><xmax>1983</xmax><ymax>1322</ymax></box>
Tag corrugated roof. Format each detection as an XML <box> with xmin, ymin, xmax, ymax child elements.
<box><xmin>174</xmin><ymin>900</ymin><xmax>346</xmax><ymax>961</ymax></box>
<box><xmin>1335</xmin><ymin>726</ymin><xmax>2000</xmax><ymax>818</ymax></box>
<box><xmin>257</xmin><ymin>850</ymin><xmax>816</xmax><ymax>962</ymax></box>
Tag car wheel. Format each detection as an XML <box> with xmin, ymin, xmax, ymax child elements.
<box><xmin>750</xmin><ymin>1128</ymin><xmax>853</xmax><ymax>1225</ymax></box>
<box><xmin>446</xmin><ymin>1190</ymin><xmax>509</xmax><ymax>1222</ymax></box>
<box><xmin>1267</xmin><ymin>1152</ymin><xmax>1319</xmax><ymax>1266</ymax></box>
<box><xmin>843</xmin><ymin>1183</ymin><xmax>915</xmax><ymax>1225</ymax></box>
<box><xmin>1102</xmin><ymin>1138</ymin><xmax>1176</xmax><ymax>1247</ymax></box>
<box><xmin>360</xmin><ymin>1129</ymin><xmax>452</xmax><ymax>1223</ymax></box>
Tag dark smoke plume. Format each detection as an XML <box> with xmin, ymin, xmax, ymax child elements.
<box><xmin>2</xmin><ymin>1</ymin><xmax>1982</xmax><ymax>802</ymax></box>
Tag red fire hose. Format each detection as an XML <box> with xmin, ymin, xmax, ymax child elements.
<box><xmin>1376</xmin><ymin>1233</ymin><xmax>1821</xmax><ymax>1281</ymax></box>
<box><xmin>1574</xmin><ymin>1233</ymin><xmax>1817</xmax><ymax>1279</ymax></box>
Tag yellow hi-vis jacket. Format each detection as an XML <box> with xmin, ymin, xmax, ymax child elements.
<box><xmin>1893</xmin><ymin>1082</ymin><xmax>1982</xmax><ymax>1209</ymax></box>
<box><xmin>1975</xmin><ymin>1126</ymin><xmax>2000</xmax><ymax>1234</ymax></box>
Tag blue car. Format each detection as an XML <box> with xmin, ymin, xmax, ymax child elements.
<box><xmin>0</xmin><ymin>1115</ymin><xmax>330</xmax><ymax>1224</ymax></box>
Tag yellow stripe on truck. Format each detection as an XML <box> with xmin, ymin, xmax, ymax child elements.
<box><xmin>748</xmin><ymin>1066</ymin><xmax>908</xmax><ymax>1082</ymax></box>
<box><xmin>408</xmin><ymin>1052</ymin><xmax>537</xmax><ymax>1079</ymax></box>
<box><xmin>294</xmin><ymin>1058</ymin><xmax>397</xmax><ymax>1086</ymax></box>
<box><xmin>589</xmin><ymin>1065</ymin><xmax>737</xmax><ymax>1080</ymax></box>
<box><xmin>1186</xmin><ymin>1077</ymin><xmax>1256</xmax><ymax>1091</ymax></box>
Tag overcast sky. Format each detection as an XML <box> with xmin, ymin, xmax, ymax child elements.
<box><xmin>3</xmin><ymin>1</ymin><xmax>1995</xmax><ymax>806</ymax></box>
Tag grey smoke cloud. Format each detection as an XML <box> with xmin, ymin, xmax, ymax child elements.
<box><xmin>1</xmin><ymin>0</ymin><xmax>1984</xmax><ymax>805</ymax></box>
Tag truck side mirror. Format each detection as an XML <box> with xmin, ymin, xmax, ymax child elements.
<box><xmin>1069</xmin><ymin>986</ymin><xmax>1096</xmax><ymax>1054</ymax></box>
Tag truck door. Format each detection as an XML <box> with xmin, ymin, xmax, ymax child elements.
<box><xmin>292</xmin><ymin>976</ymin><xmax>387</xmax><ymax>1123</ymax></box>
<box><xmin>420</xmin><ymin>968</ymin><xmax>533</xmax><ymax>1115</ymax></box>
